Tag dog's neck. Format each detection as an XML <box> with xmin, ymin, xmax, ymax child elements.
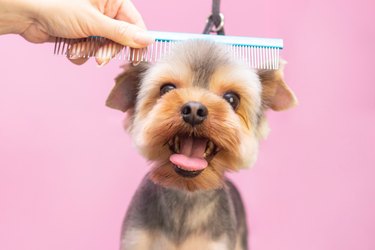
<box><xmin>157</xmin><ymin>180</ymin><xmax>221</xmax><ymax>204</ymax></box>
<box><xmin>135</xmin><ymin>175</ymin><xmax>236</xmax><ymax>242</ymax></box>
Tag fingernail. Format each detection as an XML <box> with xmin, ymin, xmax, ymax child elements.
<box><xmin>69</xmin><ymin>54</ymin><xmax>80</xmax><ymax>60</ymax></box>
<box><xmin>132</xmin><ymin>60</ymin><xmax>141</xmax><ymax>66</ymax></box>
<box><xmin>133</xmin><ymin>31</ymin><xmax>155</xmax><ymax>45</ymax></box>
<box><xmin>97</xmin><ymin>58</ymin><xmax>110</xmax><ymax>68</ymax></box>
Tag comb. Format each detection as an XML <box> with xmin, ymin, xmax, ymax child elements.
<box><xmin>54</xmin><ymin>31</ymin><xmax>283</xmax><ymax>70</ymax></box>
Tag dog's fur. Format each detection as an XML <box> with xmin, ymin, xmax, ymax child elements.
<box><xmin>106</xmin><ymin>40</ymin><xmax>297</xmax><ymax>250</ymax></box>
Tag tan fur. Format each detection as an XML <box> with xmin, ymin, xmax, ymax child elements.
<box><xmin>184</xmin><ymin>196</ymin><xmax>217</xmax><ymax>229</ymax></box>
<box><xmin>235</xmin><ymin>235</ymin><xmax>245</xmax><ymax>250</ymax></box>
<box><xmin>258</xmin><ymin>60</ymin><xmax>298</xmax><ymax>111</ymax></box>
<box><xmin>122</xmin><ymin>230</ymin><xmax>229</xmax><ymax>250</ymax></box>
<box><xmin>176</xmin><ymin>235</ymin><xmax>229</xmax><ymax>250</ymax></box>
<box><xmin>121</xmin><ymin>229</ymin><xmax>154</xmax><ymax>250</ymax></box>
<box><xmin>210</xmin><ymin>64</ymin><xmax>262</xmax><ymax>126</ymax></box>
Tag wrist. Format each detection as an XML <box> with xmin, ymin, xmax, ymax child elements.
<box><xmin>0</xmin><ymin>0</ymin><xmax>37</xmax><ymax>35</ymax></box>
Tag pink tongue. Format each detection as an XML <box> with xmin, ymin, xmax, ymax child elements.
<box><xmin>169</xmin><ymin>136</ymin><xmax>208</xmax><ymax>171</ymax></box>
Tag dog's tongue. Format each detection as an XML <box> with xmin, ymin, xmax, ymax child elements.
<box><xmin>170</xmin><ymin>136</ymin><xmax>208</xmax><ymax>171</ymax></box>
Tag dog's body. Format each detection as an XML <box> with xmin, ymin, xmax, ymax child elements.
<box><xmin>121</xmin><ymin>176</ymin><xmax>247</xmax><ymax>250</ymax></box>
<box><xmin>106</xmin><ymin>40</ymin><xmax>297</xmax><ymax>250</ymax></box>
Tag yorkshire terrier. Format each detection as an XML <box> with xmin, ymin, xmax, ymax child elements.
<box><xmin>106</xmin><ymin>40</ymin><xmax>297</xmax><ymax>250</ymax></box>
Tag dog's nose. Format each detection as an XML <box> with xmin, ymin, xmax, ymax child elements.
<box><xmin>181</xmin><ymin>102</ymin><xmax>208</xmax><ymax>126</ymax></box>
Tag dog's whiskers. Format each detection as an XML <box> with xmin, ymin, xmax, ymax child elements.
<box><xmin>237</xmin><ymin>112</ymin><xmax>250</xmax><ymax>130</ymax></box>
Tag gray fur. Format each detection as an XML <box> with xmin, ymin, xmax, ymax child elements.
<box><xmin>122</xmin><ymin>175</ymin><xmax>248</xmax><ymax>249</ymax></box>
<box><xmin>172</xmin><ymin>40</ymin><xmax>231</xmax><ymax>88</ymax></box>
<box><xmin>189</xmin><ymin>43</ymin><xmax>229</xmax><ymax>88</ymax></box>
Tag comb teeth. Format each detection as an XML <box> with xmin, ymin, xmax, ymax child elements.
<box><xmin>54</xmin><ymin>33</ymin><xmax>282</xmax><ymax>70</ymax></box>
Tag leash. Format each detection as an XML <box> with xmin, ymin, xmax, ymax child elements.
<box><xmin>202</xmin><ymin>0</ymin><xmax>225</xmax><ymax>35</ymax></box>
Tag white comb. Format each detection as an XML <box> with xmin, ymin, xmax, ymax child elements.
<box><xmin>54</xmin><ymin>31</ymin><xmax>283</xmax><ymax>70</ymax></box>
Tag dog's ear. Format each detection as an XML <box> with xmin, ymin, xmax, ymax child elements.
<box><xmin>258</xmin><ymin>61</ymin><xmax>298</xmax><ymax>111</ymax></box>
<box><xmin>106</xmin><ymin>63</ymin><xmax>149</xmax><ymax>112</ymax></box>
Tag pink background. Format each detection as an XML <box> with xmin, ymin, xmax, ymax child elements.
<box><xmin>1</xmin><ymin>0</ymin><xmax>374</xmax><ymax>249</ymax></box>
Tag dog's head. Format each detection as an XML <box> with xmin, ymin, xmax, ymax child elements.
<box><xmin>107</xmin><ymin>40</ymin><xmax>297</xmax><ymax>191</ymax></box>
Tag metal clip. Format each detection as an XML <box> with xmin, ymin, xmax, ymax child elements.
<box><xmin>206</xmin><ymin>13</ymin><xmax>225</xmax><ymax>33</ymax></box>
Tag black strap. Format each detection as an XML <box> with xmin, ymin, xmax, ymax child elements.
<box><xmin>203</xmin><ymin>0</ymin><xmax>225</xmax><ymax>35</ymax></box>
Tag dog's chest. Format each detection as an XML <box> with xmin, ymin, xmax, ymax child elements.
<box><xmin>151</xmin><ymin>233</ymin><xmax>229</xmax><ymax>250</ymax></box>
<box><xmin>122</xmin><ymin>179</ymin><xmax>238</xmax><ymax>249</ymax></box>
<box><xmin>152</xmin><ymin>183</ymin><xmax>237</xmax><ymax>241</ymax></box>
<box><xmin>122</xmin><ymin>226</ymin><xmax>230</xmax><ymax>250</ymax></box>
<box><xmin>159</xmin><ymin>189</ymin><xmax>219</xmax><ymax>232</ymax></box>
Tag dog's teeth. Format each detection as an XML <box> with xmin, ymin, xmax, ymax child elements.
<box><xmin>215</xmin><ymin>147</ymin><xmax>220</xmax><ymax>154</ymax></box>
<box><xmin>168</xmin><ymin>139</ymin><xmax>173</xmax><ymax>146</ymax></box>
<box><xmin>204</xmin><ymin>141</ymin><xmax>215</xmax><ymax>158</ymax></box>
<box><xmin>174</xmin><ymin>136</ymin><xmax>180</xmax><ymax>153</ymax></box>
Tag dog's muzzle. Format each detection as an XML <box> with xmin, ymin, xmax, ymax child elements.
<box><xmin>168</xmin><ymin>134</ymin><xmax>218</xmax><ymax>177</ymax></box>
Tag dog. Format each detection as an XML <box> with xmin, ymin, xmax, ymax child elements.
<box><xmin>106</xmin><ymin>40</ymin><xmax>297</xmax><ymax>250</ymax></box>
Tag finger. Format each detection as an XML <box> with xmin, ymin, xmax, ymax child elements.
<box><xmin>68</xmin><ymin>56</ymin><xmax>90</xmax><ymax>65</ymax></box>
<box><xmin>116</xmin><ymin>0</ymin><xmax>147</xmax><ymax>29</ymax></box>
<box><xmin>104</xmin><ymin>0</ymin><xmax>124</xmax><ymax>18</ymax></box>
<box><xmin>95</xmin><ymin>42</ymin><xmax>123</xmax><ymax>66</ymax></box>
<box><xmin>94</xmin><ymin>14</ymin><xmax>154</xmax><ymax>48</ymax></box>
<box><xmin>66</xmin><ymin>39</ymin><xmax>101</xmax><ymax>65</ymax></box>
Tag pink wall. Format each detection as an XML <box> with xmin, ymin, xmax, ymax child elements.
<box><xmin>1</xmin><ymin>0</ymin><xmax>374</xmax><ymax>249</ymax></box>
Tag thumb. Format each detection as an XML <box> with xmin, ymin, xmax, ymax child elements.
<box><xmin>93</xmin><ymin>14</ymin><xmax>154</xmax><ymax>48</ymax></box>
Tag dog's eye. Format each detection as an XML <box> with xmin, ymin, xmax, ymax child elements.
<box><xmin>160</xmin><ymin>83</ymin><xmax>176</xmax><ymax>96</ymax></box>
<box><xmin>223</xmin><ymin>92</ymin><xmax>240</xmax><ymax>110</ymax></box>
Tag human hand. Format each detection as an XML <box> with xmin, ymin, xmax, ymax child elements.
<box><xmin>0</xmin><ymin>0</ymin><xmax>154</xmax><ymax>65</ymax></box>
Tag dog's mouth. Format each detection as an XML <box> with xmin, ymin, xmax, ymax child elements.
<box><xmin>168</xmin><ymin>134</ymin><xmax>218</xmax><ymax>178</ymax></box>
